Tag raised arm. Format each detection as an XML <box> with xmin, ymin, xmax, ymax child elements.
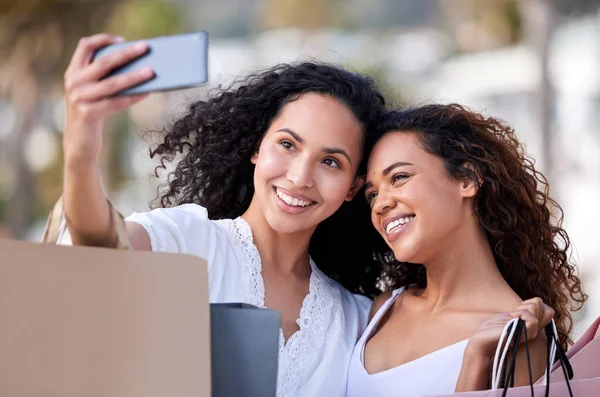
<box><xmin>62</xmin><ymin>34</ymin><xmax>153</xmax><ymax>248</ymax></box>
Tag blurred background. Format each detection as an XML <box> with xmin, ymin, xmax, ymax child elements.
<box><xmin>0</xmin><ymin>0</ymin><xmax>598</xmax><ymax>337</ymax></box>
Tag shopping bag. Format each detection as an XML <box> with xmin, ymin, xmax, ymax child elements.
<box><xmin>435</xmin><ymin>378</ymin><xmax>598</xmax><ymax>396</ymax></box>
<box><xmin>0</xmin><ymin>197</ymin><xmax>212</xmax><ymax>397</ymax></box>
<box><xmin>436</xmin><ymin>316</ymin><xmax>600</xmax><ymax>396</ymax></box>
<box><xmin>546</xmin><ymin>316</ymin><xmax>600</xmax><ymax>383</ymax></box>
<box><xmin>210</xmin><ymin>303</ymin><xmax>280</xmax><ymax>397</ymax></box>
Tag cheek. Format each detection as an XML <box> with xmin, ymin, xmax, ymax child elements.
<box><xmin>414</xmin><ymin>184</ymin><xmax>462</xmax><ymax>231</ymax></box>
<box><xmin>314</xmin><ymin>169</ymin><xmax>353</xmax><ymax>202</ymax></box>
<box><xmin>401</xmin><ymin>179</ymin><xmax>441</xmax><ymax>208</ymax></box>
<box><xmin>255</xmin><ymin>145</ymin><xmax>288</xmax><ymax>180</ymax></box>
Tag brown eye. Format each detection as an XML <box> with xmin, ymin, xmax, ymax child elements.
<box><xmin>280</xmin><ymin>140</ymin><xmax>295</xmax><ymax>150</ymax></box>
<box><xmin>323</xmin><ymin>158</ymin><xmax>340</xmax><ymax>168</ymax></box>
<box><xmin>391</xmin><ymin>173</ymin><xmax>409</xmax><ymax>184</ymax></box>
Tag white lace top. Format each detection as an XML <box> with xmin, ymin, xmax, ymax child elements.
<box><xmin>126</xmin><ymin>204</ymin><xmax>372</xmax><ymax>397</ymax></box>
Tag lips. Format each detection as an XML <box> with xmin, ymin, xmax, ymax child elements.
<box><xmin>274</xmin><ymin>187</ymin><xmax>316</xmax><ymax>208</ymax></box>
<box><xmin>383</xmin><ymin>213</ymin><xmax>415</xmax><ymax>235</ymax></box>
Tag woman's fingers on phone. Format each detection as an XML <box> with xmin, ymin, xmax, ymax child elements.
<box><xmin>82</xmin><ymin>41</ymin><xmax>149</xmax><ymax>83</ymax></box>
<box><xmin>65</xmin><ymin>34</ymin><xmax>125</xmax><ymax>95</ymax></box>
<box><xmin>68</xmin><ymin>34</ymin><xmax>123</xmax><ymax>71</ymax></box>
<box><xmin>71</xmin><ymin>67</ymin><xmax>154</xmax><ymax>102</ymax></box>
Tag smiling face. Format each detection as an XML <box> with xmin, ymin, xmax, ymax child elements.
<box><xmin>365</xmin><ymin>131</ymin><xmax>478</xmax><ymax>264</ymax></box>
<box><xmin>250</xmin><ymin>93</ymin><xmax>364</xmax><ymax>234</ymax></box>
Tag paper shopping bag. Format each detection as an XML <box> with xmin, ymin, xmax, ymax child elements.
<box><xmin>210</xmin><ymin>303</ymin><xmax>280</xmax><ymax>397</ymax></box>
<box><xmin>437</xmin><ymin>317</ymin><xmax>600</xmax><ymax>396</ymax></box>
<box><xmin>546</xmin><ymin>316</ymin><xmax>600</xmax><ymax>383</ymax></box>
<box><xmin>0</xmin><ymin>197</ymin><xmax>211</xmax><ymax>397</ymax></box>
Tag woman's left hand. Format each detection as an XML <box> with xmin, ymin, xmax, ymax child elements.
<box><xmin>466</xmin><ymin>297</ymin><xmax>555</xmax><ymax>360</ymax></box>
<box><xmin>455</xmin><ymin>298</ymin><xmax>555</xmax><ymax>392</ymax></box>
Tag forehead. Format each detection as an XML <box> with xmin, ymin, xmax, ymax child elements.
<box><xmin>367</xmin><ymin>132</ymin><xmax>424</xmax><ymax>172</ymax></box>
<box><xmin>269</xmin><ymin>93</ymin><xmax>363</xmax><ymax>148</ymax></box>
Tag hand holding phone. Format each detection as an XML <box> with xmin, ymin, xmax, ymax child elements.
<box><xmin>62</xmin><ymin>32</ymin><xmax>209</xmax><ymax>165</ymax></box>
<box><xmin>63</xmin><ymin>34</ymin><xmax>156</xmax><ymax>164</ymax></box>
<box><xmin>93</xmin><ymin>31</ymin><xmax>209</xmax><ymax>96</ymax></box>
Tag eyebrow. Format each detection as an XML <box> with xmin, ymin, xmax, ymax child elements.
<box><xmin>364</xmin><ymin>161</ymin><xmax>414</xmax><ymax>190</ymax></box>
<box><xmin>277</xmin><ymin>128</ymin><xmax>352</xmax><ymax>164</ymax></box>
<box><xmin>382</xmin><ymin>161</ymin><xmax>413</xmax><ymax>176</ymax></box>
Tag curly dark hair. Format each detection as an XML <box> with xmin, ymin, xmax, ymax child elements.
<box><xmin>149</xmin><ymin>62</ymin><xmax>386</xmax><ymax>297</ymax></box>
<box><xmin>369</xmin><ymin>104</ymin><xmax>587</xmax><ymax>348</ymax></box>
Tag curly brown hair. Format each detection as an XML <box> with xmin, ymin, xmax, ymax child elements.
<box><xmin>370</xmin><ymin>104</ymin><xmax>587</xmax><ymax>348</ymax></box>
<box><xmin>148</xmin><ymin>62</ymin><xmax>386</xmax><ymax>298</ymax></box>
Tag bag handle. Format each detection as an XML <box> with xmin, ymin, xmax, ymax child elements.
<box><xmin>42</xmin><ymin>195</ymin><xmax>131</xmax><ymax>250</ymax></box>
<box><xmin>500</xmin><ymin>320</ymin><xmax>535</xmax><ymax>396</ymax></box>
<box><xmin>492</xmin><ymin>317</ymin><xmax>520</xmax><ymax>389</ymax></box>
<box><xmin>543</xmin><ymin>323</ymin><xmax>574</xmax><ymax>397</ymax></box>
<box><xmin>491</xmin><ymin>318</ymin><xmax>574</xmax><ymax>397</ymax></box>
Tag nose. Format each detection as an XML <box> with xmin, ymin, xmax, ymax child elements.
<box><xmin>286</xmin><ymin>155</ymin><xmax>314</xmax><ymax>189</ymax></box>
<box><xmin>373</xmin><ymin>186</ymin><xmax>396</xmax><ymax>214</ymax></box>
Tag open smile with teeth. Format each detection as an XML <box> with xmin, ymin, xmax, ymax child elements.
<box><xmin>275</xmin><ymin>188</ymin><xmax>314</xmax><ymax>207</ymax></box>
<box><xmin>385</xmin><ymin>216</ymin><xmax>415</xmax><ymax>235</ymax></box>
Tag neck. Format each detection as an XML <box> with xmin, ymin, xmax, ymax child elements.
<box><xmin>417</xmin><ymin>213</ymin><xmax>513</xmax><ymax>312</ymax></box>
<box><xmin>241</xmin><ymin>198</ymin><xmax>314</xmax><ymax>277</ymax></box>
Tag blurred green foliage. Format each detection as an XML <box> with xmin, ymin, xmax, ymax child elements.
<box><xmin>0</xmin><ymin>0</ymin><xmax>184</xmax><ymax>237</ymax></box>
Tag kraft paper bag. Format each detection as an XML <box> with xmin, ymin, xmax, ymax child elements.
<box><xmin>0</xmin><ymin>197</ymin><xmax>211</xmax><ymax>397</ymax></box>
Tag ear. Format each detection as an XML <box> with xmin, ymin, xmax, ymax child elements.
<box><xmin>460</xmin><ymin>162</ymin><xmax>480</xmax><ymax>198</ymax></box>
<box><xmin>345</xmin><ymin>175</ymin><xmax>365</xmax><ymax>201</ymax></box>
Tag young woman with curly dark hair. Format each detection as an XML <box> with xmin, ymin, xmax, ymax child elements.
<box><xmin>61</xmin><ymin>34</ymin><xmax>386</xmax><ymax>396</ymax></box>
<box><xmin>345</xmin><ymin>104</ymin><xmax>586</xmax><ymax>396</ymax></box>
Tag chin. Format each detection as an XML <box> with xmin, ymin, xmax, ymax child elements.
<box><xmin>392</xmin><ymin>253</ymin><xmax>416</xmax><ymax>263</ymax></box>
<box><xmin>390</xmin><ymin>243</ymin><xmax>420</xmax><ymax>264</ymax></box>
<box><xmin>264</xmin><ymin>212</ymin><xmax>310</xmax><ymax>235</ymax></box>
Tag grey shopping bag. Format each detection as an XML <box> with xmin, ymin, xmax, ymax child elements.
<box><xmin>210</xmin><ymin>303</ymin><xmax>280</xmax><ymax>397</ymax></box>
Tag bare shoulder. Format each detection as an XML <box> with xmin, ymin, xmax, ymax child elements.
<box><xmin>126</xmin><ymin>221</ymin><xmax>152</xmax><ymax>251</ymax></box>
<box><xmin>472</xmin><ymin>288</ymin><xmax>524</xmax><ymax>318</ymax></box>
<box><xmin>369</xmin><ymin>290</ymin><xmax>394</xmax><ymax>322</ymax></box>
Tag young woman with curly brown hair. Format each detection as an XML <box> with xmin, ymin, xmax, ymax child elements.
<box><xmin>345</xmin><ymin>104</ymin><xmax>586</xmax><ymax>396</ymax></box>
<box><xmin>61</xmin><ymin>34</ymin><xmax>387</xmax><ymax>396</ymax></box>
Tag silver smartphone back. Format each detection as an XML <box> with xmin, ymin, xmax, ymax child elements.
<box><xmin>93</xmin><ymin>31</ymin><xmax>209</xmax><ymax>95</ymax></box>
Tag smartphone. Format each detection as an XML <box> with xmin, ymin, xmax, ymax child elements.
<box><xmin>93</xmin><ymin>31</ymin><xmax>209</xmax><ymax>95</ymax></box>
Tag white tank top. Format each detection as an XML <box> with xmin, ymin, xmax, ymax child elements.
<box><xmin>346</xmin><ymin>288</ymin><xmax>469</xmax><ymax>397</ymax></box>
